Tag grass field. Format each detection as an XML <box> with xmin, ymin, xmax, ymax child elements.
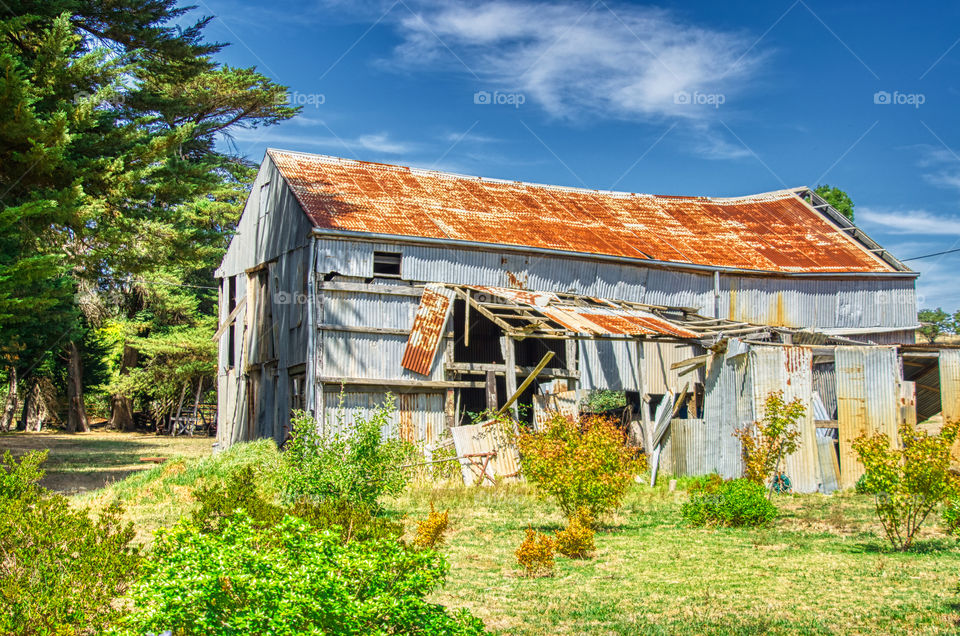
<box><xmin>6</xmin><ymin>431</ymin><xmax>960</xmax><ymax>634</ymax></box>
<box><xmin>0</xmin><ymin>430</ymin><xmax>213</xmax><ymax>493</ymax></box>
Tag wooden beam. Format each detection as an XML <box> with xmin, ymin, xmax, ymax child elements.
<box><xmin>211</xmin><ymin>296</ymin><xmax>247</xmax><ymax>341</ymax></box>
<box><xmin>318</xmin><ymin>377</ymin><xmax>484</xmax><ymax>389</ymax></box>
<box><xmin>496</xmin><ymin>351</ymin><xmax>556</xmax><ymax>419</ymax></box>
<box><xmin>317</xmin><ymin>324</ymin><xmax>409</xmax><ymax>336</ymax></box>
<box><xmin>485</xmin><ymin>371</ymin><xmax>497</xmax><ymax>412</ymax></box>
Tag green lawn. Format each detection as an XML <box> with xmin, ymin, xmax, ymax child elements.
<box><xmin>7</xmin><ymin>431</ymin><xmax>960</xmax><ymax>634</ymax></box>
<box><xmin>397</xmin><ymin>483</ymin><xmax>960</xmax><ymax>634</ymax></box>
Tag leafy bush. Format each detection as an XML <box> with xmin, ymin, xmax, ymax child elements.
<box><xmin>519</xmin><ymin>413</ymin><xmax>640</xmax><ymax>518</ymax></box>
<box><xmin>516</xmin><ymin>528</ymin><xmax>555</xmax><ymax>577</ymax></box>
<box><xmin>0</xmin><ymin>451</ymin><xmax>140</xmax><ymax>635</ymax></box>
<box><xmin>413</xmin><ymin>503</ymin><xmax>450</xmax><ymax>549</ymax></box>
<box><xmin>734</xmin><ymin>391</ymin><xmax>804</xmax><ymax>488</ymax></box>
<box><xmin>193</xmin><ymin>464</ymin><xmax>402</xmax><ymax>543</ymax></box>
<box><xmin>554</xmin><ymin>508</ymin><xmax>595</xmax><ymax>559</ymax></box>
<box><xmin>853</xmin><ymin>421</ymin><xmax>960</xmax><ymax>551</ymax></box>
<box><xmin>123</xmin><ymin>512</ymin><xmax>484</xmax><ymax>635</ymax></box>
<box><xmin>581</xmin><ymin>389</ymin><xmax>627</xmax><ymax>413</ymax></box>
<box><xmin>942</xmin><ymin>498</ymin><xmax>960</xmax><ymax>535</ymax></box>
<box><xmin>281</xmin><ymin>397</ymin><xmax>416</xmax><ymax>509</ymax></box>
<box><xmin>681</xmin><ymin>478</ymin><xmax>777</xmax><ymax>528</ymax></box>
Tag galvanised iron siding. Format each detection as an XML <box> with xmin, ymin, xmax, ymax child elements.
<box><xmin>749</xmin><ymin>347</ymin><xmax>820</xmax><ymax>493</ymax></box>
<box><xmin>699</xmin><ymin>354</ymin><xmax>749</xmax><ymax>479</ymax></box>
<box><xmin>670</xmin><ymin>419</ymin><xmax>725</xmax><ymax>476</ymax></box>
<box><xmin>579</xmin><ymin>340</ymin><xmax>640</xmax><ymax>393</ymax></box>
<box><xmin>317</xmin><ymin>286</ymin><xmax>446</xmax><ymax>382</ymax></box>
<box><xmin>939</xmin><ymin>350</ymin><xmax>960</xmax><ymax>426</ymax></box>
<box><xmin>835</xmin><ymin>346</ymin><xmax>900</xmax><ymax>489</ymax></box>
<box><xmin>270</xmin><ymin>149</ymin><xmax>894</xmax><ymax>274</ymax></box>
<box><xmin>720</xmin><ymin>276</ymin><xmax>917</xmax><ymax>330</ymax></box>
<box><xmin>812</xmin><ymin>362</ymin><xmax>837</xmax><ymax>420</ymax></box>
<box><xmin>313</xmin><ymin>238</ymin><xmax>915</xmax><ymax>332</ymax></box>
<box><xmin>321</xmin><ymin>389</ymin><xmax>446</xmax><ymax>445</ymax></box>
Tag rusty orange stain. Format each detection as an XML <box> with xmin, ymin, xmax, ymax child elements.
<box><xmin>401</xmin><ymin>285</ymin><xmax>453</xmax><ymax>376</ymax></box>
<box><xmin>269</xmin><ymin>150</ymin><xmax>894</xmax><ymax>274</ymax></box>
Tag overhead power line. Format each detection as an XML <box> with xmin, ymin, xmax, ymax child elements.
<box><xmin>902</xmin><ymin>247</ymin><xmax>960</xmax><ymax>262</ymax></box>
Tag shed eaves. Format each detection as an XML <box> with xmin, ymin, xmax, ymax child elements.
<box><xmin>268</xmin><ymin>149</ymin><xmax>894</xmax><ymax>274</ymax></box>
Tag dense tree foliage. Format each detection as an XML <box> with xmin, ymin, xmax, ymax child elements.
<box><xmin>0</xmin><ymin>1</ymin><xmax>297</xmax><ymax>430</ymax></box>
<box><xmin>815</xmin><ymin>184</ymin><xmax>855</xmax><ymax>221</ymax></box>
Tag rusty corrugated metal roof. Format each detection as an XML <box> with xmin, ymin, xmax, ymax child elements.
<box><xmin>401</xmin><ymin>284</ymin><xmax>454</xmax><ymax>376</ymax></box>
<box><xmin>268</xmin><ymin>149</ymin><xmax>894</xmax><ymax>274</ymax></box>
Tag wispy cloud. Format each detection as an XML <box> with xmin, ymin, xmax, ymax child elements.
<box><xmin>860</xmin><ymin>206</ymin><xmax>960</xmax><ymax>235</ymax></box>
<box><xmin>910</xmin><ymin>143</ymin><xmax>960</xmax><ymax>193</ymax></box>
<box><xmin>387</xmin><ymin>0</ymin><xmax>764</xmax><ymax>122</ymax></box>
<box><xmin>226</xmin><ymin>127</ymin><xmax>419</xmax><ymax>155</ymax></box>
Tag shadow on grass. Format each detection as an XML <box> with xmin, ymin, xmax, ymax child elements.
<box><xmin>846</xmin><ymin>536</ymin><xmax>959</xmax><ymax>554</ymax></box>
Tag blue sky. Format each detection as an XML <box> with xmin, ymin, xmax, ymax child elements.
<box><xmin>194</xmin><ymin>0</ymin><xmax>960</xmax><ymax>308</ymax></box>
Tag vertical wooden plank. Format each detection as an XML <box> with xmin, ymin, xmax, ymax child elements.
<box><xmin>485</xmin><ymin>371</ymin><xmax>498</xmax><ymax>412</ymax></box>
<box><xmin>501</xmin><ymin>336</ymin><xmax>518</xmax><ymax>419</ymax></box>
<box><xmin>444</xmin><ymin>388</ymin><xmax>456</xmax><ymax>431</ymax></box>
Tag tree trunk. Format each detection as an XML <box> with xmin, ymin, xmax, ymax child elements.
<box><xmin>66</xmin><ymin>341</ymin><xmax>89</xmax><ymax>433</ymax></box>
<box><xmin>1</xmin><ymin>367</ymin><xmax>17</xmax><ymax>432</ymax></box>
<box><xmin>16</xmin><ymin>378</ymin><xmax>33</xmax><ymax>432</ymax></box>
<box><xmin>108</xmin><ymin>345</ymin><xmax>139</xmax><ymax>431</ymax></box>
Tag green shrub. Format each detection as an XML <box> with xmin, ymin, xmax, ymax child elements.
<box><xmin>734</xmin><ymin>391</ymin><xmax>804</xmax><ymax>488</ymax></box>
<box><xmin>122</xmin><ymin>512</ymin><xmax>484</xmax><ymax>635</ymax></box>
<box><xmin>943</xmin><ymin>498</ymin><xmax>960</xmax><ymax>535</ymax></box>
<box><xmin>293</xmin><ymin>498</ymin><xmax>404</xmax><ymax>544</ymax></box>
<box><xmin>581</xmin><ymin>389</ymin><xmax>626</xmax><ymax>412</ymax></box>
<box><xmin>519</xmin><ymin>413</ymin><xmax>640</xmax><ymax>518</ymax></box>
<box><xmin>681</xmin><ymin>478</ymin><xmax>777</xmax><ymax>528</ymax></box>
<box><xmin>193</xmin><ymin>463</ymin><xmax>402</xmax><ymax>543</ymax></box>
<box><xmin>853</xmin><ymin>420</ymin><xmax>960</xmax><ymax>551</ymax></box>
<box><xmin>0</xmin><ymin>451</ymin><xmax>140</xmax><ymax>635</ymax></box>
<box><xmin>281</xmin><ymin>398</ymin><xmax>416</xmax><ymax>509</ymax></box>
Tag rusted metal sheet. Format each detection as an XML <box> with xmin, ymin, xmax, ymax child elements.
<box><xmin>940</xmin><ymin>350</ymin><xmax>960</xmax><ymax>426</ymax></box>
<box><xmin>836</xmin><ymin>346</ymin><xmax>900</xmax><ymax>489</ymax></box>
<box><xmin>269</xmin><ymin>149</ymin><xmax>893</xmax><ymax>274</ymax></box>
<box><xmin>401</xmin><ymin>284</ymin><xmax>454</xmax><ymax>376</ymax></box>
<box><xmin>533</xmin><ymin>390</ymin><xmax>581</xmax><ymax>431</ymax></box>
<box><xmin>450</xmin><ymin>421</ymin><xmax>522</xmax><ymax>485</ymax></box>
<box><xmin>749</xmin><ymin>346</ymin><xmax>820</xmax><ymax>493</ymax></box>
<box><xmin>467</xmin><ymin>285</ymin><xmax>700</xmax><ymax>339</ymax></box>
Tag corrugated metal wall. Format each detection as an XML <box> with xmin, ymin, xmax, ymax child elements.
<box><xmin>320</xmin><ymin>389</ymin><xmax>446</xmax><ymax>445</ymax></box>
<box><xmin>697</xmin><ymin>354</ymin><xmax>750</xmax><ymax>479</ymax></box>
<box><xmin>670</xmin><ymin>419</ymin><xmax>727</xmax><ymax>475</ymax></box>
<box><xmin>749</xmin><ymin>347</ymin><xmax>820</xmax><ymax>493</ymax></box>
<box><xmin>939</xmin><ymin>349</ymin><xmax>960</xmax><ymax>425</ymax></box>
<box><xmin>313</xmin><ymin>237</ymin><xmax>916</xmax><ymax>332</ymax></box>
<box><xmin>835</xmin><ymin>346</ymin><xmax>900</xmax><ymax>489</ymax></box>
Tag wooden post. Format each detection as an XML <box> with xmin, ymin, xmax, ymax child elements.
<box><xmin>445</xmin><ymin>388</ymin><xmax>456</xmax><ymax>431</ymax></box>
<box><xmin>636</xmin><ymin>340</ymin><xmax>653</xmax><ymax>453</ymax></box>
<box><xmin>464</xmin><ymin>289</ymin><xmax>471</xmax><ymax>347</ymax></box>
<box><xmin>485</xmin><ymin>371</ymin><xmax>497</xmax><ymax>412</ymax></box>
<box><xmin>500</xmin><ymin>336</ymin><xmax>518</xmax><ymax>419</ymax></box>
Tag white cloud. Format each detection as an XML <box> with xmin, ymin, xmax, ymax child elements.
<box><xmin>225</xmin><ymin>127</ymin><xmax>419</xmax><ymax>156</ymax></box>
<box><xmin>388</xmin><ymin>1</ymin><xmax>762</xmax><ymax>122</ymax></box>
<box><xmin>859</xmin><ymin>207</ymin><xmax>960</xmax><ymax>235</ymax></box>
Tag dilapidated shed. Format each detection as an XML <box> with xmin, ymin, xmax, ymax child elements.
<box><xmin>215</xmin><ymin>149</ymin><xmax>926</xmax><ymax>489</ymax></box>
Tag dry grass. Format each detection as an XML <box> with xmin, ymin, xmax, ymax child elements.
<box><xmin>398</xmin><ymin>482</ymin><xmax>960</xmax><ymax>634</ymax></box>
<box><xmin>0</xmin><ymin>430</ymin><xmax>213</xmax><ymax>494</ymax></box>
